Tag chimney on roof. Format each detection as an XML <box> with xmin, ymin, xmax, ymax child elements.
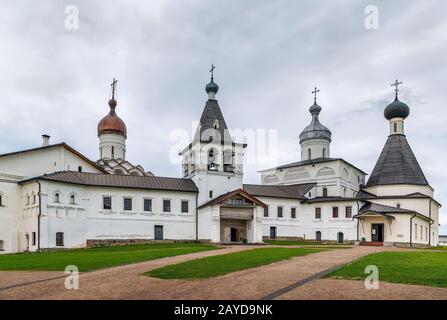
<box><xmin>42</xmin><ymin>134</ymin><xmax>50</xmax><ymax>146</ymax></box>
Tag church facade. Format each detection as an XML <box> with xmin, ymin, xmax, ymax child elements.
<box><xmin>0</xmin><ymin>75</ymin><xmax>440</xmax><ymax>253</ymax></box>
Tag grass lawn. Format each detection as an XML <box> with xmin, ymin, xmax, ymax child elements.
<box><xmin>0</xmin><ymin>243</ymin><xmax>217</xmax><ymax>272</ymax></box>
<box><xmin>328</xmin><ymin>251</ymin><xmax>447</xmax><ymax>288</ymax></box>
<box><xmin>264</xmin><ymin>240</ymin><xmax>352</xmax><ymax>248</ymax></box>
<box><xmin>147</xmin><ymin>247</ymin><xmax>323</xmax><ymax>279</ymax></box>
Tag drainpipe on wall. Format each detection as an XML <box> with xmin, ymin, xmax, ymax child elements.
<box><xmin>428</xmin><ymin>199</ymin><xmax>432</xmax><ymax>246</ymax></box>
<box><xmin>409</xmin><ymin>213</ymin><xmax>417</xmax><ymax>247</ymax></box>
<box><xmin>355</xmin><ymin>200</ymin><xmax>360</xmax><ymax>241</ymax></box>
<box><xmin>195</xmin><ymin>193</ymin><xmax>199</xmax><ymax>242</ymax></box>
<box><xmin>36</xmin><ymin>180</ymin><xmax>42</xmax><ymax>252</ymax></box>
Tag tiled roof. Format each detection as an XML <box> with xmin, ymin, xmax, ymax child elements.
<box><xmin>21</xmin><ymin>171</ymin><xmax>198</xmax><ymax>193</ymax></box>
<box><xmin>243</xmin><ymin>183</ymin><xmax>315</xmax><ymax>200</ymax></box>
<box><xmin>198</xmin><ymin>188</ymin><xmax>267</xmax><ymax>209</ymax></box>
<box><xmin>366</xmin><ymin>134</ymin><xmax>429</xmax><ymax>187</ymax></box>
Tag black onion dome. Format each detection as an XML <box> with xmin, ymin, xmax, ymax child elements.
<box><xmin>205</xmin><ymin>79</ymin><xmax>219</xmax><ymax>94</ymax></box>
<box><xmin>384</xmin><ymin>97</ymin><xmax>410</xmax><ymax>120</ymax></box>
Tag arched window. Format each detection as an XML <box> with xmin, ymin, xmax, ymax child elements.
<box><xmin>100</xmin><ymin>147</ymin><xmax>103</xmax><ymax>158</ymax></box>
<box><xmin>396</xmin><ymin>203</ymin><xmax>401</xmax><ymax>208</ymax></box>
<box><xmin>32</xmin><ymin>194</ymin><xmax>36</xmax><ymax>204</ymax></box>
<box><xmin>213</xmin><ymin>119</ymin><xmax>220</xmax><ymax>129</ymax></box>
<box><xmin>316</xmin><ymin>231</ymin><xmax>322</xmax><ymax>241</ymax></box>
<box><xmin>111</xmin><ymin>146</ymin><xmax>115</xmax><ymax>159</ymax></box>
<box><xmin>70</xmin><ymin>194</ymin><xmax>75</xmax><ymax>205</ymax></box>
<box><xmin>209</xmin><ymin>190</ymin><xmax>213</xmax><ymax>198</ymax></box>
<box><xmin>343</xmin><ymin>188</ymin><xmax>347</xmax><ymax>197</ymax></box>
<box><xmin>323</xmin><ymin>188</ymin><xmax>328</xmax><ymax>197</ymax></box>
<box><xmin>308</xmin><ymin>149</ymin><xmax>312</xmax><ymax>160</ymax></box>
<box><xmin>54</xmin><ymin>193</ymin><xmax>60</xmax><ymax>203</ymax></box>
<box><xmin>394</xmin><ymin>122</ymin><xmax>398</xmax><ymax>133</ymax></box>
<box><xmin>0</xmin><ymin>194</ymin><xmax>3</xmax><ymax>206</ymax></box>
<box><xmin>322</xmin><ymin>148</ymin><xmax>326</xmax><ymax>158</ymax></box>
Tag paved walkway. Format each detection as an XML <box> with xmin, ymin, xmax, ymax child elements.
<box><xmin>1</xmin><ymin>245</ymin><xmax>446</xmax><ymax>300</ymax></box>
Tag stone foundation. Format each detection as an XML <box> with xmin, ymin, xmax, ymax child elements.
<box><xmin>86</xmin><ymin>238</ymin><xmax>211</xmax><ymax>248</ymax></box>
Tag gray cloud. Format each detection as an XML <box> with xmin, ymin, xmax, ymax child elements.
<box><xmin>0</xmin><ymin>0</ymin><xmax>446</xmax><ymax>231</ymax></box>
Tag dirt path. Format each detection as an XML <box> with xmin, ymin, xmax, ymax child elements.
<box><xmin>279</xmin><ymin>278</ymin><xmax>447</xmax><ymax>300</ymax></box>
<box><xmin>0</xmin><ymin>245</ymin><xmax>393</xmax><ymax>300</ymax></box>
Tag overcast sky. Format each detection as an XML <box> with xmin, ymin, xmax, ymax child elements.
<box><xmin>0</xmin><ymin>0</ymin><xmax>446</xmax><ymax>232</ymax></box>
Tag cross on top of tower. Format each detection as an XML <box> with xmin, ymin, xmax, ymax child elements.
<box><xmin>210</xmin><ymin>64</ymin><xmax>215</xmax><ymax>80</ymax></box>
<box><xmin>111</xmin><ymin>78</ymin><xmax>118</xmax><ymax>99</ymax></box>
<box><xmin>312</xmin><ymin>87</ymin><xmax>320</xmax><ymax>103</ymax></box>
<box><xmin>391</xmin><ymin>79</ymin><xmax>403</xmax><ymax>98</ymax></box>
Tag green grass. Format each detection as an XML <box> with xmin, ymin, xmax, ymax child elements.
<box><xmin>0</xmin><ymin>243</ymin><xmax>217</xmax><ymax>272</ymax></box>
<box><xmin>328</xmin><ymin>251</ymin><xmax>447</xmax><ymax>288</ymax></box>
<box><xmin>147</xmin><ymin>247</ymin><xmax>323</xmax><ymax>279</ymax></box>
<box><xmin>264</xmin><ymin>240</ymin><xmax>351</xmax><ymax>248</ymax></box>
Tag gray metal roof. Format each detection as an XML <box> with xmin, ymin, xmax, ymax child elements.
<box><xmin>273</xmin><ymin>157</ymin><xmax>367</xmax><ymax>175</ymax></box>
<box><xmin>21</xmin><ymin>171</ymin><xmax>198</xmax><ymax>193</ymax></box>
<box><xmin>299</xmin><ymin>102</ymin><xmax>331</xmax><ymax>143</ymax></box>
<box><xmin>303</xmin><ymin>196</ymin><xmax>358</xmax><ymax>203</ymax></box>
<box><xmin>243</xmin><ymin>183</ymin><xmax>315</xmax><ymax>200</ymax></box>
<box><xmin>366</xmin><ymin>134</ymin><xmax>429</xmax><ymax>187</ymax></box>
<box><xmin>359</xmin><ymin>202</ymin><xmax>415</xmax><ymax>214</ymax></box>
<box><xmin>194</xmin><ymin>99</ymin><xmax>233</xmax><ymax>144</ymax></box>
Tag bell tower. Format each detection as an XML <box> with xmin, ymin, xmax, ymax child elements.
<box><xmin>179</xmin><ymin>66</ymin><xmax>246</xmax><ymax>205</ymax></box>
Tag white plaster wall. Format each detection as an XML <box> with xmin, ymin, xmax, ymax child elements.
<box><xmin>0</xmin><ymin>145</ymin><xmax>101</xmax><ymax>179</ymax></box>
<box><xmin>258</xmin><ymin>196</ymin><xmax>358</xmax><ymax>242</ymax></box>
<box><xmin>99</xmin><ymin>133</ymin><xmax>126</xmax><ymax>160</ymax></box>
<box><xmin>0</xmin><ymin>180</ymin><xmax>22</xmax><ymax>253</ymax></box>
<box><xmin>300</xmin><ymin>139</ymin><xmax>330</xmax><ymax>161</ymax></box>
<box><xmin>34</xmin><ymin>181</ymin><xmax>198</xmax><ymax>250</ymax></box>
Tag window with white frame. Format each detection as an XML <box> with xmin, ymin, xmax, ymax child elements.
<box><xmin>123</xmin><ymin>197</ymin><xmax>132</xmax><ymax>211</ymax></box>
<box><xmin>345</xmin><ymin>206</ymin><xmax>352</xmax><ymax>218</ymax></box>
<box><xmin>291</xmin><ymin>207</ymin><xmax>296</xmax><ymax>219</ymax></box>
<box><xmin>70</xmin><ymin>194</ymin><xmax>76</xmax><ymax>205</ymax></box>
<box><xmin>143</xmin><ymin>198</ymin><xmax>152</xmax><ymax>212</ymax></box>
<box><xmin>315</xmin><ymin>207</ymin><xmax>321</xmax><ymax>220</ymax></box>
<box><xmin>54</xmin><ymin>193</ymin><xmax>60</xmax><ymax>203</ymax></box>
<box><xmin>181</xmin><ymin>200</ymin><xmax>189</xmax><ymax>213</ymax></box>
<box><xmin>163</xmin><ymin>199</ymin><xmax>171</xmax><ymax>212</ymax></box>
<box><xmin>103</xmin><ymin>196</ymin><xmax>112</xmax><ymax>210</ymax></box>
<box><xmin>277</xmin><ymin>206</ymin><xmax>283</xmax><ymax>218</ymax></box>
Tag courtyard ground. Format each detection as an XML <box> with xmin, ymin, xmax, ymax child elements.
<box><xmin>1</xmin><ymin>245</ymin><xmax>447</xmax><ymax>300</ymax></box>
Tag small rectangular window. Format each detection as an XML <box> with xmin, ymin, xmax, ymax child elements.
<box><xmin>181</xmin><ymin>200</ymin><xmax>189</xmax><ymax>213</ymax></box>
<box><xmin>291</xmin><ymin>208</ymin><xmax>296</xmax><ymax>219</ymax></box>
<box><xmin>163</xmin><ymin>200</ymin><xmax>171</xmax><ymax>212</ymax></box>
<box><xmin>32</xmin><ymin>232</ymin><xmax>36</xmax><ymax>246</ymax></box>
<box><xmin>332</xmin><ymin>207</ymin><xmax>339</xmax><ymax>218</ymax></box>
<box><xmin>144</xmin><ymin>198</ymin><xmax>152</xmax><ymax>212</ymax></box>
<box><xmin>264</xmin><ymin>206</ymin><xmax>269</xmax><ymax>217</ymax></box>
<box><xmin>103</xmin><ymin>196</ymin><xmax>112</xmax><ymax>210</ymax></box>
<box><xmin>56</xmin><ymin>232</ymin><xmax>64</xmax><ymax>246</ymax></box>
<box><xmin>345</xmin><ymin>206</ymin><xmax>352</xmax><ymax>218</ymax></box>
<box><xmin>124</xmin><ymin>198</ymin><xmax>132</xmax><ymax>211</ymax></box>
<box><xmin>277</xmin><ymin>207</ymin><xmax>283</xmax><ymax>218</ymax></box>
<box><xmin>78</xmin><ymin>166</ymin><xmax>82</xmax><ymax>172</ymax></box>
<box><xmin>315</xmin><ymin>207</ymin><xmax>321</xmax><ymax>220</ymax></box>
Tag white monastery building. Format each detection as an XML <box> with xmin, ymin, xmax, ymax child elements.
<box><xmin>0</xmin><ymin>73</ymin><xmax>441</xmax><ymax>253</ymax></box>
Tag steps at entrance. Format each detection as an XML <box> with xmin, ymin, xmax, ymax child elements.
<box><xmin>360</xmin><ymin>241</ymin><xmax>384</xmax><ymax>246</ymax></box>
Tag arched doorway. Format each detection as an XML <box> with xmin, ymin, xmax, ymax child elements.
<box><xmin>316</xmin><ymin>231</ymin><xmax>322</xmax><ymax>241</ymax></box>
<box><xmin>337</xmin><ymin>232</ymin><xmax>344</xmax><ymax>243</ymax></box>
